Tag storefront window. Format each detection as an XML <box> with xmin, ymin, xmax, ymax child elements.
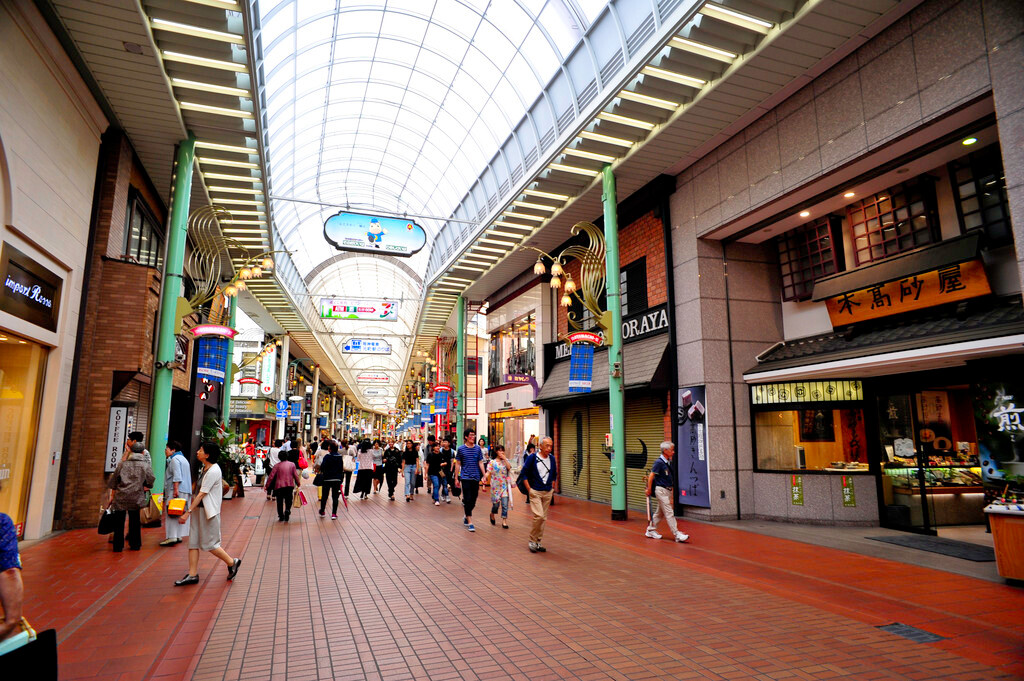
<box><xmin>755</xmin><ymin>408</ymin><xmax>868</xmax><ymax>471</ymax></box>
<box><xmin>487</xmin><ymin>313</ymin><xmax>536</xmax><ymax>388</ymax></box>
<box><xmin>0</xmin><ymin>331</ymin><xmax>47</xmax><ymax>535</ymax></box>
<box><xmin>848</xmin><ymin>179</ymin><xmax>938</xmax><ymax>265</ymax></box>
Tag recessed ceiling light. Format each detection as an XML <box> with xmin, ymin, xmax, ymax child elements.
<box><xmin>843</xmin><ymin>192</ymin><xmax>855</xmax><ymax>198</ymax></box>
<box><xmin>962</xmin><ymin>137</ymin><xmax>978</xmax><ymax>146</ymax></box>
<box><xmin>123</xmin><ymin>42</ymin><xmax>144</xmax><ymax>54</ymax></box>
<box><xmin>799</xmin><ymin>211</ymin><xmax>810</xmax><ymax>218</ymax></box>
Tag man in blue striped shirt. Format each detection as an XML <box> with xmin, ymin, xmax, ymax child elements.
<box><xmin>454</xmin><ymin>428</ymin><xmax>485</xmax><ymax>532</ymax></box>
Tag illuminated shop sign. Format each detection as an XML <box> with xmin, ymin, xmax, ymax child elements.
<box><xmin>320</xmin><ymin>297</ymin><xmax>399</xmax><ymax>322</ymax></box>
<box><xmin>825</xmin><ymin>259</ymin><xmax>990</xmax><ymax>326</ymax></box>
<box><xmin>751</xmin><ymin>380</ymin><xmax>864</xmax><ymax>405</ymax></box>
<box><xmin>324</xmin><ymin>211</ymin><xmax>426</xmax><ymax>257</ymax></box>
<box><xmin>0</xmin><ymin>242</ymin><xmax>62</xmax><ymax>332</ymax></box>
<box><xmin>356</xmin><ymin>372</ymin><xmax>390</xmax><ymax>383</ymax></box>
<box><xmin>191</xmin><ymin>324</ymin><xmax>237</xmax><ymax>338</ymax></box>
<box><xmin>363</xmin><ymin>388</ymin><xmax>390</xmax><ymax>396</ymax></box>
<box><xmin>343</xmin><ymin>338</ymin><xmax>392</xmax><ymax>354</ymax></box>
<box><xmin>260</xmin><ymin>344</ymin><xmax>276</xmax><ymax>395</ymax></box>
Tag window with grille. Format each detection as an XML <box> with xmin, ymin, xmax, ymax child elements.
<box><xmin>847</xmin><ymin>180</ymin><xmax>938</xmax><ymax>266</ymax></box>
<box><xmin>776</xmin><ymin>216</ymin><xmax>844</xmax><ymax>302</ymax></box>
<box><xmin>949</xmin><ymin>144</ymin><xmax>1011</xmax><ymax>246</ymax></box>
<box><xmin>123</xmin><ymin>191</ymin><xmax>164</xmax><ymax>268</ymax></box>
<box><xmin>620</xmin><ymin>257</ymin><xmax>648</xmax><ymax>316</ymax></box>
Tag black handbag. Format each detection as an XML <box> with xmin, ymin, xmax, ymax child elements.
<box><xmin>415</xmin><ymin>473</ymin><xmax>423</xmax><ymax>488</ymax></box>
<box><xmin>313</xmin><ymin>473</ymin><xmax>324</xmax><ymax>486</ymax></box>
<box><xmin>450</xmin><ymin>480</ymin><xmax>462</xmax><ymax>497</ymax></box>
<box><xmin>97</xmin><ymin>508</ymin><xmax>116</xmax><ymax>535</ymax></box>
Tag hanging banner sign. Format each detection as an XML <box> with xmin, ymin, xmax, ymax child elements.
<box><xmin>343</xmin><ymin>338</ymin><xmax>392</xmax><ymax>354</ymax></box>
<box><xmin>260</xmin><ymin>345</ymin><xmax>276</xmax><ymax>395</ymax></box>
<box><xmin>433</xmin><ymin>391</ymin><xmax>449</xmax><ymax>415</ymax></box>
<box><xmin>676</xmin><ymin>386</ymin><xmax>710</xmax><ymax>508</ymax></box>
<box><xmin>357</xmin><ymin>372</ymin><xmax>390</xmax><ymax>383</ymax></box>
<box><xmin>105</xmin><ymin>406</ymin><xmax>129</xmax><ymax>473</ymax></box>
<box><xmin>289</xmin><ymin>402</ymin><xmax>300</xmax><ymax>421</ymax></box>
<box><xmin>752</xmin><ymin>380</ymin><xmax>863</xmax><ymax>405</ymax></box>
<box><xmin>824</xmin><ymin>259</ymin><xmax>990</xmax><ymax>326</ymax></box>
<box><xmin>568</xmin><ymin>344</ymin><xmax>594</xmax><ymax>393</ymax></box>
<box><xmin>320</xmin><ymin>297</ymin><xmax>399</xmax><ymax>322</ymax></box>
<box><xmin>363</xmin><ymin>388</ymin><xmax>390</xmax><ymax>396</ymax></box>
<box><xmin>324</xmin><ymin>211</ymin><xmax>427</xmax><ymax>257</ymax></box>
<box><xmin>196</xmin><ymin>336</ymin><xmax>229</xmax><ymax>383</ymax></box>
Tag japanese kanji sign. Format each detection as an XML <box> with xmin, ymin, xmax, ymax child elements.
<box><xmin>824</xmin><ymin>259</ymin><xmax>990</xmax><ymax>326</ymax></box>
<box><xmin>676</xmin><ymin>386</ymin><xmax>710</xmax><ymax>508</ymax></box>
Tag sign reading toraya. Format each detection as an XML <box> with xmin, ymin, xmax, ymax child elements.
<box><xmin>825</xmin><ymin>259</ymin><xmax>990</xmax><ymax>326</ymax></box>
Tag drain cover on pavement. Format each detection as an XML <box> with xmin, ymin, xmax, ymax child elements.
<box><xmin>876</xmin><ymin>623</ymin><xmax>945</xmax><ymax>643</ymax></box>
<box><xmin>244</xmin><ymin>515</ymin><xmax>260</xmax><ymax>519</ymax></box>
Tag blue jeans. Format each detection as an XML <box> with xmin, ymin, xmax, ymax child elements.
<box><xmin>430</xmin><ymin>475</ymin><xmax>442</xmax><ymax>502</ymax></box>
<box><xmin>404</xmin><ymin>465</ymin><xmax>416</xmax><ymax>496</ymax></box>
<box><xmin>491</xmin><ymin>496</ymin><xmax>509</xmax><ymax>518</ymax></box>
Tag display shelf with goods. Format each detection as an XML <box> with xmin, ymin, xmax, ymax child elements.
<box><xmin>984</xmin><ymin>477</ymin><xmax>1024</xmax><ymax>581</ymax></box>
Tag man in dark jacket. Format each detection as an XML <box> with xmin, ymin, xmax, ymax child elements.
<box><xmin>520</xmin><ymin>436</ymin><xmax>558</xmax><ymax>553</ymax></box>
<box><xmin>383</xmin><ymin>441</ymin><xmax>402</xmax><ymax>500</ymax></box>
<box><xmin>318</xmin><ymin>441</ymin><xmax>346</xmax><ymax>518</ymax></box>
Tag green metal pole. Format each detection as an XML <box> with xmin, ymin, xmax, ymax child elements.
<box><xmin>221</xmin><ymin>293</ymin><xmax>238</xmax><ymax>425</ymax></box>
<box><xmin>603</xmin><ymin>165</ymin><xmax>627</xmax><ymax>521</ymax></box>
<box><xmin>149</xmin><ymin>136</ymin><xmax>196</xmax><ymax>492</ymax></box>
<box><xmin>456</xmin><ymin>295</ymin><xmax>466</xmax><ymax>441</ymax></box>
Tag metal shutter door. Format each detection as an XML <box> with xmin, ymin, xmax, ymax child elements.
<box><xmin>587</xmin><ymin>401</ymin><xmax>612</xmax><ymax>504</ymax></box>
<box><xmin>558</xmin><ymin>406</ymin><xmax>589</xmax><ymax>501</ymax></box>
<box><xmin>625</xmin><ymin>394</ymin><xmax>667</xmax><ymax>511</ymax></box>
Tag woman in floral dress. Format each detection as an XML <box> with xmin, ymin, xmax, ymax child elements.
<box><xmin>483</xmin><ymin>445</ymin><xmax>513</xmax><ymax>529</ymax></box>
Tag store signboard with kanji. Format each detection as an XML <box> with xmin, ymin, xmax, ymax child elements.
<box><xmin>791</xmin><ymin>474</ymin><xmax>804</xmax><ymax>505</ymax></box>
<box><xmin>825</xmin><ymin>259</ymin><xmax>990</xmax><ymax>326</ymax></box>
<box><xmin>676</xmin><ymin>386</ymin><xmax>710</xmax><ymax>508</ymax></box>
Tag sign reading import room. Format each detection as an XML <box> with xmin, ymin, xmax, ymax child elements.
<box><xmin>0</xmin><ymin>242</ymin><xmax>62</xmax><ymax>332</ymax></box>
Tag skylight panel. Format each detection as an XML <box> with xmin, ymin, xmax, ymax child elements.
<box><xmin>435</xmin><ymin>0</ymin><xmax>483</xmax><ymax>38</ymax></box>
<box><xmin>522</xmin><ymin>25</ymin><xmax>559</xmax><ymax>74</ymax></box>
<box><xmin>487</xmin><ymin>1</ymin><xmax>533</xmax><ymax>44</ymax></box>
<box><xmin>539</xmin><ymin>3</ymin><xmax>583</xmax><ymax>58</ymax></box>
<box><xmin>380</xmin><ymin>10</ymin><xmax>429</xmax><ymax>42</ymax></box>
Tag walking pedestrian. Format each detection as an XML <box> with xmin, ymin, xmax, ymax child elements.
<box><xmin>645</xmin><ymin>442</ymin><xmax>689</xmax><ymax>543</ymax></box>
<box><xmin>106</xmin><ymin>442</ymin><xmax>155</xmax><ymax>552</ymax></box>
<box><xmin>266</xmin><ymin>447</ymin><xmax>300</xmax><ymax>521</ymax></box>
<box><xmin>354</xmin><ymin>440</ymin><xmax>375</xmax><ymax>499</ymax></box>
<box><xmin>0</xmin><ymin>512</ymin><xmax>23</xmax><ymax>641</ymax></box>
<box><xmin>371</xmin><ymin>440</ymin><xmax>384</xmax><ymax>494</ymax></box>
<box><xmin>453</xmin><ymin>428</ymin><xmax>485</xmax><ymax>532</ymax></box>
<box><xmin>160</xmin><ymin>441</ymin><xmax>192</xmax><ymax>547</ymax></box>
<box><xmin>383</xmin><ymin>440</ymin><xmax>401</xmax><ymax>500</ymax></box>
<box><xmin>266</xmin><ymin>440</ymin><xmax>282</xmax><ymax>499</ymax></box>
<box><xmin>173</xmin><ymin>442</ymin><xmax>242</xmax><ymax>586</ymax></box>
<box><xmin>402</xmin><ymin>440</ymin><xmax>418</xmax><ymax>502</ymax></box>
<box><xmin>521</xmin><ymin>436</ymin><xmax>558</xmax><ymax>553</ymax></box>
<box><xmin>484</xmin><ymin>445</ymin><xmax>512</xmax><ymax>529</ymax></box>
<box><xmin>340</xmin><ymin>440</ymin><xmax>355</xmax><ymax>497</ymax></box>
<box><xmin>318</xmin><ymin>441</ymin><xmax>345</xmax><ymax>519</ymax></box>
<box><xmin>440</xmin><ymin>437</ymin><xmax>455</xmax><ymax>504</ymax></box>
<box><xmin>425</xmin><ymin>443</ymin><xmax>444</xmax><ymax>506</ymax></box>
<box><xmin>123</xmin><ymin>431</ymin><xmax>151</xmax><ymax>465</ymax></box>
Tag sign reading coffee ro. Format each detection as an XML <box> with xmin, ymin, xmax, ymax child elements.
<box><xmin>0</xmin><ymin>243</ymin><xmax>62</xmax><ymax>331</ymax></box>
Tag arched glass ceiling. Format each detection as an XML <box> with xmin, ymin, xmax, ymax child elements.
<box><xmin>256</xmin><ymin>0</ymin><xmax>611</xmax><ymax>404</ymax></box>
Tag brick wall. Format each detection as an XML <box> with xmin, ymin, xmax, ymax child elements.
<box><xmin>556</xmin><ymin>209</ymin><xmax>667</xmax><ymax>335</ymax></box>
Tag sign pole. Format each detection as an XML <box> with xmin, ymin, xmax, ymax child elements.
<box><xmin>311</xmin><ymin>365</ymin><xmax>320</xmax><ymax>439</ymax></box>
<box><xmin>149</xmin><ymin>136</ymin><xmax>195</xmax><ymax>492</ymax></box>
<box><xmin>221</xmin><ymin>293</ymin><xmax>237</xmax><ymax>425</ymax></box>
<box><xmin>277</xmin><ymin>335</ymin><xmax>289</xmax><ymax>439</ymax></box>
<box><xmin>456</xmin><ymin>295</ymin><xmax>466</xmax><ymax>443</ymax></box>
<box><xmin>603</xmin><ymin>165</ymin><xmax>627</xmax><ymax>521</ymax></box>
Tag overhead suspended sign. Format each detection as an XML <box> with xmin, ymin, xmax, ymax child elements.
<box><xmin>324</xmin><ymin>211</ymin><xmax>426</xmax><ymax>257</ymax></box>
<box><xmin>260</xmin><ymin>344</ymin><xmax>276</xmax><ymax>395</ymax></box>
<box><xmin>320</xmin><ymin>298</ymin><xmax>399</xmax><ymax>322</ymax></box>
<box><xmin>356</xmin><ymin>372</ymin><xmax>390</xmax><ymax>383</ymax></box>
<box><xmin>343</xmin><ymin>338</ymin><xmax>392</xmax><ymax>354</ymax></box>
<box><xmin>363</xmin><ymin>388</ymin><xmax>390</xmax><ymax>396</ymax></box>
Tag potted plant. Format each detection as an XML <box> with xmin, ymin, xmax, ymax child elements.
<box><xmin>202</xmin><ymin>419</ymin><xmax>244</xmax><ymax>498</ymax></box>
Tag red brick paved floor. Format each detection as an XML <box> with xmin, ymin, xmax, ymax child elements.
<box><xmin>18</xmin><ymin>483</ymin><xmax>1024</xmax><ymax>681</ymax></box>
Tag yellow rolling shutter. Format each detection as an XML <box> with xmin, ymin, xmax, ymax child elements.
<box><xmin>587</xmin><ymin>401</ymin><xmax>612</xmax><ymax>504</ymax></box>
<box><xmin>624</xmin><ymin>394</ymin><xmax>668</xmax><ymax>511</ymax></box>
<box><xmin>558</xmin><ymin>406</ymin><xmax>589</xmax><ymax>500</ymax></box>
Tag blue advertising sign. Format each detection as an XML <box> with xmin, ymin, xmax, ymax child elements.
<box><xmin>324</xmin><ymin>211</ymin><xmax>426</xmax><ymax>257</ymax></box>
<box><xmin>289</xmin><ymin>402</ymin><xmax>300</xmax><ymax>421</ymax></box>
<box><xmin>342</xmin><ymin>338</ymin><xmax>392</xmax><ymax>355</ymax></box>
<box><xmin>568</xmin><ymin>343</ymin><xmax>594</xmax><ymax>393</ymax></box>
<box><xmin>676</xmin><ymin>386</ymin><xmax>710</xmax><ymax>508</ymax></box>
<box><xmin>433</xmin><ymin>391</ymin><xmax>448</xmax><ymax>415</ymax></box>
<box><xmin>195</xmin><ymin>336</ymin><xmax>229</xmax><ymax>384</ymax></box>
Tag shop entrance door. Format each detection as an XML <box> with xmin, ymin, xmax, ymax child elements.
<box><xmin>877</xmin><ymin>394</ymin><xmax>935</xmax><ymax>534</ymax></box>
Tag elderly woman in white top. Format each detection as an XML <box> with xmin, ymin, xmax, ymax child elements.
<box><xmin>174</xmin><ymin>442</ymin><xmax>242</xmax><ymax>586</ymax></box>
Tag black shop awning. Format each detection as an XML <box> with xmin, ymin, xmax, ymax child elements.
<box><xmin>533</xmin><ymin>336</ymin><xmax>670</xmax><ymax>405</ymax></box>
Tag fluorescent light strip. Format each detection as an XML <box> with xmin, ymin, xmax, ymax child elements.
<box><xmin>549</xmin><ymin>163</ymin><xmax>601</xmax><ymax>177</ymax></box>
<box><xmin>208</xmin><ymin>186</ymin><xmax>263</xmax><ymax>195</ymax></box>
<box><xmin>183</xmin><ymin>0</ymin><xmax>240</xmax><ymax>10</ymax></box>
<box><xmin>502</xmin><ymin>212</ymin><xmax>544</xmax><ymax>222</ymax></box>
<box><xmin>220</xmin><ymin>219</ymin><xmax>266</xmax><ymax>225</ymax></box>
<box><xmin>460</xmin><ymin>259</ymin><xmax>492</xmax><ymax>267</ymax></box>
<box><xmin>563</xmin><ymin>147</ymin><xmax>618</xmax><ymax>163</ymax></box>
<box><xmin>493</xmin><ymin>221</ymin><xmax>534</xmax><ymax>230</ymax></box>
<box><xmin>222</xmin><ymin>228</ymin><xmax>261</xmax><ymax>233</ymax></box>
<box><xmin>669</xmin><ymin>36</ymin><xmax>737</xmax><ymax>62</ymax></box>
<box><xmin>466</xmin><ymin>251</ymin><xmax>500</xmax><ymax>260</ymax></box>
<box><xmin>152</xmin><ymin>17</ymin><xmax>244</xmax><ymax>43</ymax></box>
<box><xmin>618</xmin><ymin>90</ymin><xmax>679</xmax><ymax>111</ymax></box>
<box><xmin>511</xmin><ymin>200</ymin><xmax>557</xmax><ymax>212</ymax></box>
<box><xmin>220</xmin><ymin>210</ymin><xmax>265</xmax><ymax>216</ymax></box>
<box><xmin>479</xmin><ymin>238</ymin><xmax>516</xmax><ymax>246</ymax></box>
<box><xmin>212</xmin><ymin>199</ymin><xmax>263</xmax><ymax>207</ymax></box>
<box><xmin>596</xmin><ymin>112</ymin><xmax>655</xmax><ymax>130</ymax></box>
<box><xmin>204</xmin><ymin>172</ymin><xmax>260</xmax><ymax>183</ymax></box>
<box><xmin>487</xmin><ymin>229</ymin><xmax>527</xmax><ymax>238</ymax></box>
<box><xmin>700</xmin><ymin>1</ymin><xmax>773</xmax><ymax>32</ymax></box>
<box><xmin>454</xmin><ymin>265</ymin><xmax>488</xmax><ymax>271</ymax></box>
<box><xmin>230</xmin><ymin>237</ymin><xmax>267</xmax><ymax>243</ymax></box>
<box><xmin>161</xmin><ymin>51</ymin><xmax>247</xmax><ymax>73</ymax></box>
<box><xmin>180</xmin><ymin>101</ymin><xmax>253</xmax><ymax>118</ymax></box>
<box><xmin>195</xmin><ymin>140</ymin><xmax>257</xmax><ymax>155</ymax></box>
<box><xmin>522</xmin><ymin>189</ymin><xmax>570</xmax><ymax>201</ymax></box>
<box><xmin>171</xmin><ymin>78</ymin><xmax>249</xmax><ymax>97</ymax></box>
<box><xmin>473</xmin><ymin>246</ymin><xmax>510</xmax><ymax>254</ymax></box>
<box><xmin>578</xmin><ymin>131</ymin><xmax>634</xmax><ymax>147</ymax></box>
<box><xmin>641</xmin><ymin>66</ymin><xmax>706</xmax><ymax>88</ymax></box>
<box><xmin>441</xmin><ymin>276</ymin><xmax>473</xmax><ymax>283</ymax></box>
<box><xmin>199</xmin><ymin>156</ymin><xmax>259</xmax><ymax>169</ymax></box>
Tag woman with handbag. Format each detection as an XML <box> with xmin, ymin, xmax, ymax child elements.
<box><xmin>106</xmin><ymin>442</ymin><xmax>155</xmax><ymax>552</ymax></box>
<box><xmin>173</xmin><ymin>442</ymin><xmax>242</xmax><ymax>586</ymax></box>
<box><xmin>341</xmin><ymin>440</ymin><xmax>356</xmax><ymax>496</ymax></box>
<box><xmin>266</xmin><ymin>447</ymin><xmax>301</xmax><ymax>521</ymax></box>
<box><xmin>371</xmin><ymin>439</ymin><xmax>384</xmax><ymax>494</ymax></box>
<box><xmin>317</xmin><ymin>441</ymin><xmax>345</xmax><ymax>518</ymax></box>
<box><xmin>483</xmin><ymin>445</ymin><xmax>513</xmax><ymax>528</ymax></box>
<box><xmin>353</xmin><ymin>440</ymin><xmax>375</xmax><ymax>500</ymax></box>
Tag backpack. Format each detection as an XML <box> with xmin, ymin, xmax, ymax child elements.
<box><xmin>515</xmin><ymin>454</ymin><xmax>532</xmax><ymax>496</ymax></box>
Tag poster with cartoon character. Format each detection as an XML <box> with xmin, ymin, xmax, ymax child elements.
<box><xmin>324</xmin><ymin>211</ymin><xmax>426</xmax><ymax>257</ymax></box>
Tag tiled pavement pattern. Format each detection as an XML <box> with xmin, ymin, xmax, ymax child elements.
<box><xmin>18</xmin><ymin>484</ymin><xmax>1024</xmax><ymax>681</ymax></box>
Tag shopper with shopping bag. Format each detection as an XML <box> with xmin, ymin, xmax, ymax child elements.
<box><xmin>266</xmin><ymin>448</ymin><xmax>301</xmax><ymax>521</ymax></box>
<box><xmin>105</xmin><ymin>442</ymin><xmax>155</xmax><ymax>552</ymax></box>
<box><xmin>160</xmin><ymin>441</ymin><xmax>192</xmax><ymax>547</ymax></box>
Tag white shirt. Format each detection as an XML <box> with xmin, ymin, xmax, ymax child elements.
<box><xmin>536</xmin><ymin>455</ymin><xmax>552</xmax><ymax>484</ymax></box>
<box><xmin>197</xmin><ymin>463</ymin><xmax>223</xmax><ymax>519</ymax></box>
<box><xmin>267</xmin><ymin>447</ymin><xmax>280</xmax><ymax>467</ymax></box>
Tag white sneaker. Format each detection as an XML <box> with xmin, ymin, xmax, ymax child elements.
<box><xmin>434</xmin><ymin>501</ymin><xmax>440</xmax><ymax>506</ymax></box>
<box><xmin>675</xmin><ymin>532</ymin><xmax>690</xmax><ymax>543</ymax></box>
<box><xmin>645</xmin><ymin>529</ymin><xmax>662</xmax><ymax>539</ymax></box>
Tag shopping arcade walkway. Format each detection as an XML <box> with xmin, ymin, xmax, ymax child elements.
<box><xmin>20</xmin><ymin>485</ymin><xmax>1024</xmax><ymax>681</ymax></box>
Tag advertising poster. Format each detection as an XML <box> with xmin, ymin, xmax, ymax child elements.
<box><xmin>342</xmin><ymin>338</ymin><xmax>392</xmax><ymax>354</ymax></box>
<box><xmin>324</xmin><ymin>211</ymin><xmax>426</xmax><ymax>257</ymax></box>
<box><xmin>676</xmin><ymin>386</ymin><xmax>710</xmax><ymax>508</ymax></box>
<box><xmin>259</xmin><ymin>344</ymin><xmax>276</xmax><ymax>395</ymax></box>
<box><xmin>320</xmin><ymin>298</ymin><xmax>399</xmax><ymax>322</ymax></box>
